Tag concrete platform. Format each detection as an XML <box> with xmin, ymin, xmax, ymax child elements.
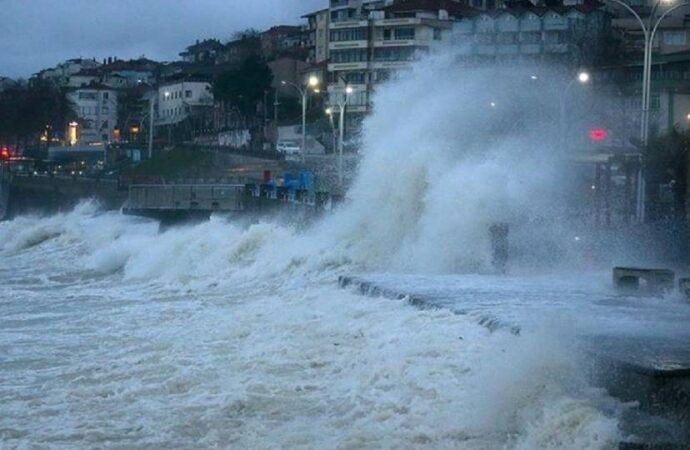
<box><xmin>339</xmin><ymin>273</ymin><xmax>690</xmax><ymax>445</ymax></box>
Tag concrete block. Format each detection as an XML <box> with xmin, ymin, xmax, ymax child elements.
<box><xmin>613</xmin><ymin>267</ymin><xmax>675</xmax><ymax>293</ymax></box>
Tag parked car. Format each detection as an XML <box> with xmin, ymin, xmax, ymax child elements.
<box><xmin>276</xmin><ymin>141</ymin><xmax>301</xmax><ymax>156</ymax></box>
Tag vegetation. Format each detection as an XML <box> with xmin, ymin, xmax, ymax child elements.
<box><xmin>123</xmin><ymin>146</ymin><xmax>213</xmax><ymax>178</ymax></box>
<box><xmin>212</xmin><ymin>55</ymin><xmax>273</xmax><ymax>120</ymax></box>
<box><xmin>0</xmin><ymin>80</ymin><xmax>75</xmax><ymax>150</ymax></box>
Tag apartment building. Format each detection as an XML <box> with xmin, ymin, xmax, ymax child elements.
<box><xmin>66</xmin><ymin>85</ymin><xmax>118</xmax><ymax>145</ymax></box>
<box><xmin>325</xmin><ymin>0</ymin><xmax>465</xmax><ymax>116</ymax></box>
<box><xmin>303</xmin><ymin>9</ymin><xmax>332</xmax><ymax>63</ymax></box>
<box><xmin>452</xmin><ymin>2</ymin><xmax>611</xmax><ymax>67</ymax></box>
<box><xmin>156</xmin><ymin>79</ymin><xmax>213</xmax><ymax>127</ymax></box>
<box><xmin>608</xmin><ymin>0</ymin><xmax>690</xmax><ymax>55</ymax></box>
<box><xmin>35</xmin><ymin>58</ymin><xmax>101</xmax><ymax>87</ymax></box>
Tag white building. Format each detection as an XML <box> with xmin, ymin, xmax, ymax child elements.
<box><xmin>66</xmin><ymin>85</ymin><xmax>119</xmax><ymax>145</ymax></box>
<box><xmin>37</xmin><ymin>58</ymin><xmax>101</xmax><ymax>87</ymax></box>
<box><xmin>326</xmin><ymin>0</ymin><xmax>460</xmax><ymax>115</ymax></box>
<box><xmin>156</xmin><ymin>80</ymin><xmax>213</xmax><ymax>127</ymax></box>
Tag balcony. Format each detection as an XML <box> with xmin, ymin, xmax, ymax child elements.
<box><xmin>476</xmin><ymin>44</ymin><xmax>497</xmax><ymax>55</ymax></box>
<box><xmin>330</xmin><ymin>19</ymin><xmax>369</xmax><ymax>30</ymax></box>
<box><xmin>370</xmin><ymin>60</ymin><xmax>413</xmax><ymax>70</ymax></box>
<box><xmin>372</xmin><ymin>18</ymin><xmax>421</xmax><ymax>27</ymax></box>
<box><xmin>373</xmin><ymin>38</ymin><xmax>418</xmax><ymax>47</ymax></box>
<box><xmin>496</xmin><ymin>44</ymin><xmax>519</xmax><ymax>55</ymax></box>
<box><xmin>329</xmin><ymin>40</ymin><xmax>369</xmax><ymax>50</ymax></box>
<box><xmin>328</xmin><ymin>62</ymin><xmax>369</xmax><ymax>71</ymax></box>
<box><xmin>544</xmin><ymin>43</ymin><xmax>568</xmax><ymax>53</ymax></box>
<box><xmin>346</xmin><ymin>105</ymin><xmax>369</xmax><ymax>113</ymax></box>
<box><xmin>520</xmin><ymin>44</ymin><xmax>541</xmax><ymax>54</ymax></box>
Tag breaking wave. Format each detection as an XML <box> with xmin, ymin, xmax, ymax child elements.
<box><xmin>0</xmin><ymin>56</ymin><xmax>634</xmax><ymax>448</ymax></box>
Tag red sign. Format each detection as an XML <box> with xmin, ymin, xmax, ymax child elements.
<box><xmin>589</xmin><ymin>128</ymin><xmax>608</xmax><ymax>142</ymax></box>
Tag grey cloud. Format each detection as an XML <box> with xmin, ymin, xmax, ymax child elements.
<box><xmin>0</xmin><ymin>0</ymin><xmax>325</xmax><ymax>78</ymax></box>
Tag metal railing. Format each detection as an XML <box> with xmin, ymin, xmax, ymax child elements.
<box><xmin>127</xmin><ymin>184</ymin><xmax>244</xmax><ymax>211</ymax></box>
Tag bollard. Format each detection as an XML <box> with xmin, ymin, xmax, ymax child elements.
<box><xmin>679</xmin><ymin>278</ymin><xmax>690</xmax><ymax>297</ymax></box>
<box><xmin>489</xmin><ymin>223</ymin><xmax>509</xmax><ymax>274</ymax></box>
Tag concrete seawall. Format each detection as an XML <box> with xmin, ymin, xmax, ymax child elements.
<box><xmin>7</xmin><ymin>174</ymin><xmax>127</xmax><ymax>218</ymax></box>
<box><xmin>0</xmin><ymin>166</ymin><xmax>9</xmax><ymax>220</ymax></box>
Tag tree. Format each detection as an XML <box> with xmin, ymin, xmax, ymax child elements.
<box><xmin>643</xmin><ymin>128</ymin><xmax>689</xmax><ymax>221</ymax></box>
<box><xmin>212</xmin><ymin>55</ymin><xmax>273</xmax><ymax>121</ymax></box>
<box><xmin>0</xmin><ymin>80</ymin><xmax>76</xmax><ymax>151</ymax></box>
<box><xmin>228</xmin><ymin>28</ymin><xmax>261</xmax><ymax>43</ymax></box>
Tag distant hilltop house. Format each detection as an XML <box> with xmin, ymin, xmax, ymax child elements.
<box><xmin>34</xmin><ymin>58</ymin><xmax>101</xmax><ymax>87</ymax></box>
<box><xmin>67</xmin><ymin>57</ymin><xmax>161</xmax><ymax>89</ymax></box>
<box><xmin>180</xmin><ymin>39</ymin><xmax>225</xmax><ymax>65</ymax></box>
<box><xmin>66</xmin><ymin>84</ymin><xmax>119</xmax><ymax>146</ymax></box>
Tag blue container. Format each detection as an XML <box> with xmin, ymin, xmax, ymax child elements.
<box><xmin>299</xmin><ymin>171</ymin><xmax>315</xmax><ymax>191</ymax></box>
<box><xmin>283</xmin><ymin>172</ymin><xmax>294</xmax><ymax>187</ymax></box>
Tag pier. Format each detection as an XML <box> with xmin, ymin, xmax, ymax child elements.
<box><xmin>122</xmin><ymin>182</ymin><xmax>333</xmax><ymax>224</ymax></box>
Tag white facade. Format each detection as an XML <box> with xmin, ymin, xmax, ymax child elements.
<box><xmin>156</xmin><ymin>81</ymin><xmax>213</xmax><ymax>126</ymax></box>
<box><xmin>67</xmin><ymin>86</ymin><xmax>118</xmax><ymax>145</ymax></box>
<box><xmin>327</xmin><ymin>8</ymin><xmax>454</xmax><ymax>113</ymax></box>
<box><xmin>38</xmin><ymin>58</ymin><xmax>101</xmax><ymax>87</ymax></box>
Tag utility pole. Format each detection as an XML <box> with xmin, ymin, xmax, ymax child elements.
<box><xmin>148</xmin><ymin>95</ymin><xmax>155</xmax><ymax>160</ymax></box>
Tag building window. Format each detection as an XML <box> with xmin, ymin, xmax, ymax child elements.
<box><xmin>103</xmin><ymin>92</ymin><xmax>109</xmax><ymax>100</ymax></box>
<box><xmin>331</xmin><ymin>49</ymin><xmax>368</xmax><ymax>63</ymax></box>
<box><xmin>78</xmin><ymin>92</ymin><xmax>97</xmax><ymax>100</ymax></box>
<box><xmin>664</xmin><ymin>31</ymin><xmax>686</xmax><ymax>46</ymax></box>
<box><xmin>102</xmin><ymin>106</ymin><xmax>109</xmax><ymax>114</ymax></box>
<box><xmin>373</xmin><ymin>47</ymin><xmax>417</xmax><ymax>62</ymax></box>
<box><xmin>186</xmin><ymin>90</ymin><xmax>192</xmax><ymax>98</ymax></box>
<box><xmin>394</xmin><ymin>28</ymin><xmax>415</xmax><ymax>40</ymax></box>
<box><xmin>331</xmin><ymin>28</ymin><xmax>368</xmax><ymax>42</ymax></box>
<box><xmin>433</xmin><ymin>29</ymin><xmax>442</xmax><ymax>40</ymax></box>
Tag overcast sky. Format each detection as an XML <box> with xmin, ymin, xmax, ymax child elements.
<box><xmin>0</xmin><ymin>0</ymin><xmax>325</xmax><ymax>78</ymax></box>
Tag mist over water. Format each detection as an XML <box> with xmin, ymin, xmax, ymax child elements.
<box><xmin>0</xmin><ymin>56</ymin><xmax>656</xmax><ymax>448</ymax></box>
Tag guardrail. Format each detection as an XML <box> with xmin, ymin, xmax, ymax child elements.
<box><xmin>127</xmin><ymin>184</ymin><xmax>245</xmax><ymax>211</ymax></box>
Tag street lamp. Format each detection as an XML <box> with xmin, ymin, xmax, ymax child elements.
<box><xmin>325</xmin><ymin>107</ymin><xmax>337</xmax><ymax>156</ymax></box>
<box><xmin>608</xmin><ymin>0</ymin><xmax>690</xmax><ymax>145</ymax></box>
<box><xmin>606</xmin><ymin>0</ymin><xmax>690</xmax><ymax>222</ymax></box>
<box><xmin>281</xmin><ymin>75</ymin><xmax>320</xmax><ymax>163</ymax></box>
<box><xmin>329</xmin><ymin>85</ymin><xmax>353</xmax><ymax>187</ymax></box>
<box><xmin>559</xmin><ymin>70</ymin><xmax>590</xmax><ymax>153</ymax></box>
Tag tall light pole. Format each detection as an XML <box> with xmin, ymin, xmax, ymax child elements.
<box><xmin>559</xmin><ymin>70</ymin><xmax>590</xmax><ymax>153</ymax></box>
<box><xmin>330</xmin><ymin>86</ymin><xmax>353</xmax><ymax>187</ymax></box>
<box><xmin>281</xmin><ymin>75</ymin><xmax>320</xmax><ymax>163</ymax></box>
<box><xmin>325</xmin><ymin>107</ymin><xmax>337</xmax><ymax>155</ymax></box>
<box><xmin>607</xmin><ymin>0</ymin><xmax>690</xmax><ymax>222</ymax></box>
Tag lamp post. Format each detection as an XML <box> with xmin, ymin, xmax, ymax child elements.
<box><xmin>607</xmin><ymin>0</ymin><xmax>690</xmax><ymax>221</ymax></box>
<box><xmin>330</xmin><ymin>86</ymin><xmax>353</xmax><ymax>187</ymax></box>
<box><xmin>325</xmin><ymin>107</ymin><xmax>337</xmax><ymax>155</ymax></box>
<box><xmin>281</xmin><ymin>75</ymin><xmax>320</xmax><ymax>163</ymax></box>
<box><xmin>559</xmin><ymin>70</ymin><xmax>590</xmax><ymax>153</ymax></box>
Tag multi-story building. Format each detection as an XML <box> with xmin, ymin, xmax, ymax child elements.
<box><xmin>156</xmin><ymin>78</ymin><xmax>214</xmax><ymax>140</ymax></box>
<box><xmin>99</xmin><ymin>58</ymin><xmax>159</xmax><ymax>88</ymax></box>
<box><xmin>180</xmin><ymin>39</ymin><xmax>225</xmax><ymax>65</ymax></box>
<box><xmin>608</xmin><ymin>0</ymin><xmax>690</xmax><ymax>55</ymax></box>
<box><xmin>451</xmin><ymin>2</ymin><xmax>611</xmax><ymax>67</ymax></box>
<box><xmin>216</xmin><ymin>36</ymin><xmax>262</xmax><ymax>67</ymax></box>
<box><xmin>303</xmin><ymin>9</ymin><xmax>332</xmax><ymax>63</ymax></box>
<box><xmin>66</xmin><ymin>84</ymin><xmax>118</xmax><ymax>145</ymax></box>
<box><xmin>326</xmin><ymin>0</ymin><xmax>464</xmax><ymax>116</ymax></box>
<box><xmin>35</xmin><ymin>58</ymin><xmax>101</xmax><ymax>87</ymax></box>
<box><xmin>596</xmin><ymin>50</ymin><xmax>690</xmax><ymax>146</ymax></box>
<box><xmin>261</xmin><ymin>26</ymin><xmax>305</xmax><ymax>60</ymax></box>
